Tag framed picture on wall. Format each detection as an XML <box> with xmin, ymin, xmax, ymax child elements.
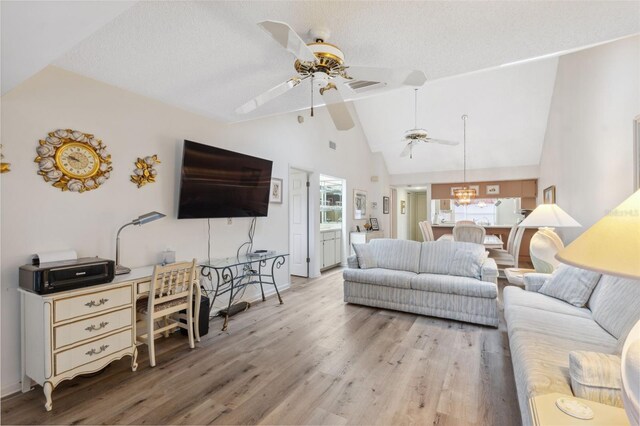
<box><xmin>270</xmin><ymin>178</ymin><xmax>283</xmax><ymax>203</ymax></box>
<box><xmin>486</xmin><ymin>184</ymin><xmax>500</xmax><ymax>195</ymax></box>
<box><xmin>353</xmin><ymin>189</ymin><xmax>367</xmax><ymax>219</ymax></box>
<box><xmin>543</xmin><ymin>185</ymin><xmax>556</xmax><ymax>204</ymax></box>
<box><xmin>383</xmin><ymin>196</ymin><xmax>389</xmax><ymax>214</ymax></box>
<box><xmin>369</xmin><ymin>217</ymin><xmax>380</xmax><ymax>231</ymax></box>
<box><xmin>400</xmin><ymin>200</ymin><xmax>406</xmax><ymax>214</ymax></box>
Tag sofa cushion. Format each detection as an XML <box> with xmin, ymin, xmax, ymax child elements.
<box><xmin>503</xmin><ymin>286</ymin><xmax>592</xmax><ymax>319</ymax></box>
<box><xmin>569</xmin><ymin>351</ymin><xmax>623</xmax><ymax>408</ymax></box>
<box><xmin>352</xmin><ymin>243</ymin><xmax>378</xmax><ymax>269</ymax></box>
<box><xmin>538</xmin><ymin>264</ymin><xmax>601</xmax><ymax>307</ymax></box>
<box><xmin>588</xmin><ymin>274</ymin><xmax>640</xmax><ymax>341</ymax></box>
<box><xmin>449</xmin><ymin>248</ymin><xmax>485</xmax><ymax>279</ymax></box>
<box><xmin>418</xmin><ymin>240</ymin><xmax>486</xmax><ymax>276</ymax></box>
<box><xmin>410</xmin><ymin>273</ymin><xmax>497</xmax><ymax>298</ymax></box>
<box><xmin>369</xmin><ymin>239</ymin><xmax>422</xmax><ymax>273</ymax></box>
<box><xmin>343</xmin><ymin>268</ymin><xmax>416</xmax><ymax>289</ymax></box>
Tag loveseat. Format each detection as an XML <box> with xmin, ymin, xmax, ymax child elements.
<box><xmin>504</xmin><ymin>271</ymin><xmax>640</xmax><ymax>426</ymax></box>
<box><xmin>344</xmin><ymin>238</ymin><xmax>499</xmax><ymax>327</ymax></box>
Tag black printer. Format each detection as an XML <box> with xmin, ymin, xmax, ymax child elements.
<box><xmin>19</xmin><ymin>257</ymin><xmax>115</xmax><ymax>294</ymax></box>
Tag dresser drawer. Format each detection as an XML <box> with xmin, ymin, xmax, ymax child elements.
<box><xmin>136</xmin><ymin>280</ymin><xmax>151</xmax><ymax>296</ymax></box>
<box><xmin>55</xmin><ymin>329</ymin><xmax>132</xmax><ymax>375</ymax></box>
<box><xmin>54</xmin><ymin>286</ymin><xmax>132</xmax><ymax>323</ymax></box>
<box><xmin>54</xmin><ymin>307</ymin><xmax>133</xmax><ymax>349</ymax></box>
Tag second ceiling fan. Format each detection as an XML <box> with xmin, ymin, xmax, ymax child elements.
<box><xmin>236</xmin><ymin>20</ymin><xmax>427</xmax><ymax>131</ymax></box>
<box><xmin>401</xmin><ymin>89</ymin><xmax>459</xmax><ymax>159</ymax></box>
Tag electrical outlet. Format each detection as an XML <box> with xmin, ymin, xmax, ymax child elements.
<box><xmin>227</xmin><ymin>217</ymin><xmax>232</xmax><ymax>225</ymax></box>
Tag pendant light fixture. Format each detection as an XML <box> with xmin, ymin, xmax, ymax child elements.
<box><xmin>453</xmin><ymin>114</ymin><xmax>476</xmax><ymax>206</ymax></box>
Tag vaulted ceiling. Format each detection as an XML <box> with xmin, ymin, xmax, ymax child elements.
<box><xmin>3</xmin><ymin>1</ymin><xmax>639</xmax><ymax>175</ymax></box>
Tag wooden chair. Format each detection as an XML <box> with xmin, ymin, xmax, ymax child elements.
<box><xmin>453</xmin><ymin>223</ymin><xmax>486</xmax><ymax>244</ymax></box>
<box><xmin>136</xmin><ymin>259</ymin><xmax>200</xmax><ymax>367</ymax></box>
<box><xmin>418</xmin><ymin>221</ymin><xmax>435</xmax><ymax>242</ymax></box>
<box><xmin>456</xmin><ymin>220</ymin><xmax>476</xmax><ymax>225</ymax></box>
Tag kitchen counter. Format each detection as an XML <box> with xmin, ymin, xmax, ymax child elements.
<box><xmin>320</xmin><ymin>225</ymin><xmax>343</xmax><ymax>232</ymax></box>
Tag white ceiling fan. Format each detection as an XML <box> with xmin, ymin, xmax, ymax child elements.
<box><xmin>400</xmin><ymin>88</ymin><xmax>459</xmax><ymax>159</ymax></box>
<box><xmin>236</xmin><ymin>20</ymin><xmax>427</xmax><ymax>131</ymax></box>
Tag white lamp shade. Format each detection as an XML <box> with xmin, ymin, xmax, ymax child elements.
<box><xmin>518</xmin><ymin>203</ymin><xmax>581</xmax><ymax>228</ymax></box>
<box><xmin>556</xmin><ymin>190</ymin><xmax>640</xmax><ymax>279</ymax></box>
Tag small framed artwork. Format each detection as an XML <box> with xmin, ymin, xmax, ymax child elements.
<box><xmin>354</xmin><ymin>189</ymin><xmax>367</xmax><ymax>219</ymax></box>
<box><xmin>369</xmin><ymin>217</ymin><xmax>380</xmax><ymax>231</ymax></box>
<box><xmin>383</xmin><ymin>196</ymin><xmax>389</xmax><ymax>214</ymax></box>
<box><xmin>543</xmin><ymin>185</ymin><xmax>556</xmax><ymax>204</ymax></box>
<box><xmin>486</xmin><ymin>184</ymin><xmax>500</xmax><ymax>195</ymax></box>
<box><xmin>270</xmin><ymin>178</ymin><xmax>283</xmax><ymax>204</ymax></box>
<box><xmin>400</xmin><ymin>200</ymin><xmax>406</xmax><ymax>214</ymax></box>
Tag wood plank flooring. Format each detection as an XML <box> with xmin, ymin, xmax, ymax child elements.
<box><xmin>2</xmin><ymin>269</ymin><xmax>520</xmax><ymax>425</ymax></box>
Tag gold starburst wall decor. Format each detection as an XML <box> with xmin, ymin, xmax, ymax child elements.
<box><xmin>131</xmin><ymin>155</ymin><xmax>160</xmax><ymax>188</ymax></box>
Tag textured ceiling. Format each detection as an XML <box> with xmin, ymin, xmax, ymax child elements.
<box><xmin>53</xmin><ymin>1</ymin><xmax>640</xmax><ymax>122</ymax></box>
<box><xmin>354</xmin><ymin>58</ymin><xmax>558</xmax><ymax>175</ymax></box>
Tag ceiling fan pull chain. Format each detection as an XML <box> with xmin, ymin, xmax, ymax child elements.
<box><xmin>310</xmin><ymin>75</ymin><xmax>314</xmax><ymax>117</ymax></box>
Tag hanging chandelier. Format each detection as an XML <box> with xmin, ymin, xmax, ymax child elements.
<box><xmin>453</xmin><ymin>114</ymin><xmax>476</xmax><ymax>206</ymax></box>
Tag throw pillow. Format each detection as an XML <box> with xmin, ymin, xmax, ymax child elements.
<box><xmin>352</xmin><ymin>243</ymin><xmax>377</xmax><ymax>269</ymax></box>
<box><xmin>569</xmin><ymin>351</ymin><xmax>623</xmax><ymax>408</ymax></box>
<box><xmin>448</xmin><ymin>249</ymin><xmax>483</xmax><ymax>279</ymax></box>
<box><xmin>539</xmin><ymin>264</ymin><xmax>601</xmax><ymax>307</ymax></box>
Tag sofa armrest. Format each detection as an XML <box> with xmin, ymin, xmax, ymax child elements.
<box><xmin>347</xmin><ymin>255</ymin><xmax>359</xmax><ymax>269</ymax></box>
<box><xmin>481</xmin><ymin>258</ymin><xmax>498</xmax><ymax>284</ymax></box>
<box><xmin>524</xmin><ymin>273</ymin><xmax>551</xmax><ymax>292</ymax></box>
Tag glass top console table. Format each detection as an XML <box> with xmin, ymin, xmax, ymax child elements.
<box><xmin>199</xmin><ymin>252</ymin><xmax>289</xmax><ymax>331</ymax></box>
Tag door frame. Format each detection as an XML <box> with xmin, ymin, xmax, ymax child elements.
<box><xmin>289</xmin><ymin>167</ymin><xmax>311</xmax><ymax>278</ymax></box>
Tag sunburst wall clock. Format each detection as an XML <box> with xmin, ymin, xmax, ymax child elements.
<box><xmin>35</xmin><ymin>129</ymin><xmax>112</xmax><ymax>192</ymax></box>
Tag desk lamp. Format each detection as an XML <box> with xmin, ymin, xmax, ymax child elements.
<box><xmin>518</xmin><ymin>203</ymin><xmax>581</xmax><ymax>273</ymax></box>
<box><xmin>115</xmin><ymin>211</ymin><xmax>166</xmax><ymax>275</ymax></box>
<box><xmin>556</xmin><ymin>190</ymin><xmax>640</xmax><ymax>424</ymax></box>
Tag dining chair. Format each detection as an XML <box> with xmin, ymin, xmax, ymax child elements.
<box><xmin>136</xmin><ymin>259</ymin><xmax>200</xmax><ymax>367</ymax></box>
<box><xmin>419</xmin><ymin>221</ymin><xmax>435</xmax><ymax>242</ymax></box>
<box><xmin>489</xmin><ymin>226</ymin><xmax>525</xmax><ymax>269</ymax></box>
<box><xmin>453</xmin><ymin>223</ymin><xmax>486</xmax><ymax>244</ymax></box>
<box><xmin>456</xmin><ymin>220</ymin><xmax>476</xmax><ymax>225</ymax></box>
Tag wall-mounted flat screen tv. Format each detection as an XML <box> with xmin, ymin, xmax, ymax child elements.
<box><xmin>178</xmin><ymin>140</ymin><xmax>273</xmax><ymax>219</ymax></box>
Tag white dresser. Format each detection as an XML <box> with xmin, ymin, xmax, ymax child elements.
<box><xmin>349</xmin><ymin>231</ymin><xmax>384</xmax><ymax>255</ymax></box>
<box><xmin>19</xmin><ymin>266</ymin><xmax>154</xmax><ymax>411</ymax></box>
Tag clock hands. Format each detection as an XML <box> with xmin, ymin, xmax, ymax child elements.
<box><xmin>68</xmin><ymin>155</ymin><xmax>80</xmax><ymax>162</ymax></box>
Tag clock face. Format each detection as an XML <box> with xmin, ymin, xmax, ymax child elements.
<box><xmin>55</xmin><ymin>142</ymin><xmax>100</xmax><ymax>179</ymax></box>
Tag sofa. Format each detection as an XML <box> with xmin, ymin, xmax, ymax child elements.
<box><xmin>344</xmin><ymin>238</ymin><xmax>499</xmax><ymax>327</ymax></box>
<box><xmin>504</xmin><ymin>271</ymin><xmax>640</xmax><ymax>426</ymax></box>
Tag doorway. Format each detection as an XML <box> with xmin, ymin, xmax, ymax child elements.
<box><xmin>319</xmin><ymin>175</ymin><xmax>345</xmax><ymax>271</ymax></box>
<box><xmin>408</xmin><ymin>191</ymin><xmax>427</xmax><ymax>241</ymax></box>
<box><xmin>289</xmin><ymin>168</ymin><xmax>310</xmax><ymax>277</ymax></box>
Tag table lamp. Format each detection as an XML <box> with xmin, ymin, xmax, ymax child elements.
<box><xmin>518</xmin><ymin>203</ymin><xmax>581</xmax><ymax>273</ymax></box>
<box><xmin>115</xmin><ymin>211</ymin><xmax>166</xmax><ymax>275</ymax></box>
<box><xmin>556</xmin><ymin>189</ymin><xmax>640</xmax><ymax>424</ymax></box>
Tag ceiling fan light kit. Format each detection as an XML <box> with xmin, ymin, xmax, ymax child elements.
<box><xmin>236</xmin><ymin>20</ymin><xmax>426</xmax><ymax>131</ymax></box>
<box><xmin>453</xmin><ymin>114</ymin><xmax>477</xmax><ymax>206</ymax></box>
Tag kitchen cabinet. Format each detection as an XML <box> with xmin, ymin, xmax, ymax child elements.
<box><xmin>321</xmin><ymin>230</ymin><xmax>342</xmax><ymax>270</ymax></box>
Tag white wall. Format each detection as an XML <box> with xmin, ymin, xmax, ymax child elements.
<box><xmin>395</xmin><ymin>188</ymin><xmax>409</xmax><ymax>239</ymax></box>
<box><xmin>0</xmin><ymin>66</ymin><xmax>389</xmax><ymax>394</ymax></box>
<box><xmin>538</xmin><ymin>36</ymin><xmax>640</xmax><ymax>243</ymax></box>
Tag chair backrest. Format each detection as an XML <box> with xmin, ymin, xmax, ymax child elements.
<box><xmin>453</xmin><ymin>223</ymin><xmax>486</xmax><ymax>244</ymax></box>
<box><xmin>148</xmin><ymin>259</ymin><xmax>197</xmax><ymax>311</ymax></box>
<box><xmin>456</xmin><ymin>220</ymin><xmax>475</xmax><ymax>225</ymax></box>
<box><xmin>511</xmin><ymin>227</ymin><xmax>526</xmax><ymax>268</ymax></box>
<box><xmin>418</xmin><ymin>221</ymin><xmax>435</xmax><ymax>242</ymax></box>
<box><xmin>505</xmin><ymin>224</ymin><xmax>518</xmax><ymax>254</ymax></box>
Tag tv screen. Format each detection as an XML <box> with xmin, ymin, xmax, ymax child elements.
<box><xmin>178</xmin><ymin>140</ymin><xmax>273</xmax><ymax>219</ymax></box>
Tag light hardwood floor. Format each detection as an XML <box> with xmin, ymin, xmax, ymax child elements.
<box><xmin>2</xmin><ymin>269</ymin><xmax>520</xmax><ymax>425</ymax></box>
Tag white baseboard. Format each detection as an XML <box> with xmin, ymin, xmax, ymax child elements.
<box><xmin>2</xmin><ymin>381</ymin><xmax>26</xmax><ymax>398</ymax></box>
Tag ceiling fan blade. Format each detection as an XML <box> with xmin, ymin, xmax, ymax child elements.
<box><xmin>236</xmin><ymin>77</ymin><xmax>304</xmax><ymax>114</ymax></box>
<box><xmin>321</xmin><ymin>85</ymin><xmax>355</xmax><ymax>131</ymax></box>
<box><xmin>346</xmin><ymin>66</ymin><xmax>427</xmax><ymax>88</ymax></box>
<box><xmin>258</xmin><ymin>20</ymin><xmax>317</xmax><ymax>63</ymax></box>
<box><xmin>428</xmin><ymin>138</ymin><xmax>459</xmax><ymax>146</ymax></box>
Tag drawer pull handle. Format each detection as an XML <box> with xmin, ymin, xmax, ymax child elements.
<box><xmin>85</xmin><ymin>298</ymin><xmax>109</xmax><ymax>308</ymax></box>
<box><xmin>85</xmin><ymin>321</ymin><xmax>109</xmax><ymax>332</ymax></box>
<box><xmin>86</xmin><ymin>344</ymin><xmax>109</xmax><ymax>356</ymax></box>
